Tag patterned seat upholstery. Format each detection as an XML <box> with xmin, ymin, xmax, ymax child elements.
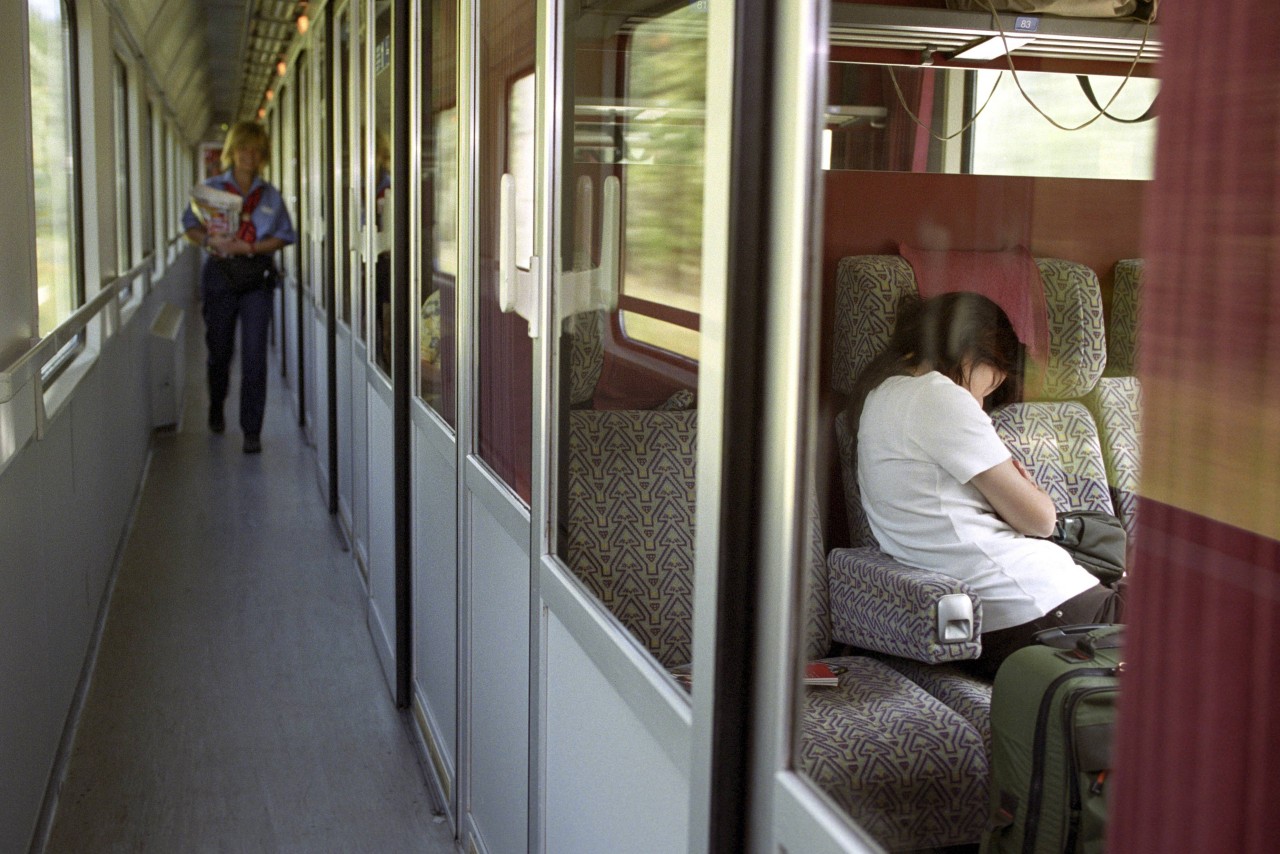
<box><xmin>992</xmin><ymin>401</ymin><xmax>1113</xmax><ymax>515</ymax></box>
<box><xmin>567</xmin><ymin>310</ymin><xmax>606</xmax><ymax>407</ymax></box>
<box><xmin>803</xmin><ymin>501</ymin><xmax>989</xmax><ymax>850</ymax></box>
<box><xmin>827</xmin><ymin>545</ymin><xmax>983</xmax><ymax>664</ymax></box>
<box><xmin>877</xmin><ymin>658</ymin><xmax>994</xmax><ymax>758</ymax></box>
<box><xmin>1087</xmin><ymin>259</ymin><xmax>1144</xmax><ymax>545</ymax></box>
<box><xmin>1085</xmin><ymin>377</ymin><xmax>1143</xmax><ymax>548</ymax></box>
<box><xmin>797</xmin><ymin>657</ymin><xmax>989</xmax><ymax>851</ymax></box>
<box><xmin>564</xmin><ymin>409</ymin><xmax>697</xmax><ymax>668</ymax></box>
<box><xmin>1105</xmin><ymin>258</ymin><xmax>1143</xmax><ymax>378</ymax></box>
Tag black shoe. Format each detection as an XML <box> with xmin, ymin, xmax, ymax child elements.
<box><xmin>209</xmin><ymin>408</ymin><xmax>225</xmax><ymax>434</ymax></box>
<box><xmin>243</xmin><ymin>434</ymin><xmax>262</xmax><ymax>454</ymax></box>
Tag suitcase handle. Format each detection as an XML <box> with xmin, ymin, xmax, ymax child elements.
<box><xmin>1034</xmin><ymin>624</ymin><xmax>1125</xmax><ymax>655</ymax></box>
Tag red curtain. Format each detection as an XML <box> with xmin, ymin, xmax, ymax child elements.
<box><xmin>1109</xmin><ymin>2</ymin><xmax>1280</xmax><ymax>851</ymax></box>
<box><xmin>882</xmin><ymin>68</ymin><xmax>935</xmax><ymax>172</ymax></box>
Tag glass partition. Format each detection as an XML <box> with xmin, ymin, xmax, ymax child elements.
<box><xmin>796</xmin><ymin>23</ymin><xmax>1159</xmax><ymax>852</ymax></box>
<box><xmin>549</xmin><ymin>0</ymin><xmax>707</xmax><ymax>676</ymax></box>
<box><xmin>373</xmin><ymin>0</ymin><xmax>393</xmax><ymax>375</ymax></box>
<box><xmin>355</xmin><ymin>1</ymin><xmax>369</xmax><ymax>343</ymax></box>
<box><xmin>337</xmin><ymin>5</ymin><xmax>353</xmax><ymax>324</ymax></box>
<box><xmin>474</xmin><ymin>0</ymin><xmax>537</xmax><ymax>501</ymax></box>
<box><xmin>416</xmin><ymin>0</ymin><xmax>458</xmax><ymax>426</ymax></box>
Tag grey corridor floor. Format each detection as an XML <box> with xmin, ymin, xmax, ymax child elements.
<box><xmin>41</xmin><ymin>312</ymin><xmax>456</xmax><ymax>853</ymax></box>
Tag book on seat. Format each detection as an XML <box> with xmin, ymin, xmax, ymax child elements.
<box><xmin>805</xmin><ymin>661</ymin><xmax>845</xmax><ymax>687</ymax></box>
<box><xmin>667</xmin><ymin>661</ymin><xmax>847</xmax><ymax>691</ymax></box>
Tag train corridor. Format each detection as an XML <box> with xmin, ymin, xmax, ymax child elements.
<box><xmin>37</xmin><ymin>316</ymin><xmax>455</xmax><ymax>853</ymax></box>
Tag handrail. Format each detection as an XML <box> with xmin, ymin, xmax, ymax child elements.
<box><xmin>0</xmin><ymin>260</ymin><xmax>152</xmax><ymax>404</ymax></box>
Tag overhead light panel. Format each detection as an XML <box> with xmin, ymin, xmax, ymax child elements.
<box><xmin>952</xmin><ymin>34</ymin><xmax>1036</xmax><ymax>62</ymax></box>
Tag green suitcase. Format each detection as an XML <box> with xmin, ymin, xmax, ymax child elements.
<box><xmin>982</xmin><ymin>624</ymin><xmax>1124</xmax><ymax>854</ymax></box>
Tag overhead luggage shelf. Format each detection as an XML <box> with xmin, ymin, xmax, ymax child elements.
<box><xmin>829</xmin><ymin>3</ymin><xmax>1161</xmax><ymax>65</ymax></box>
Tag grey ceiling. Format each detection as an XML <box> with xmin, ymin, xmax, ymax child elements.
<box><xmin>110</xmin><ymin>0</ymin><xmax>302</xmax><ymax>143</ymax></box>
<box><xmin>204</xmin><ymin>0</ymin><xmax>302</xmax><ymax>137</ymax></box>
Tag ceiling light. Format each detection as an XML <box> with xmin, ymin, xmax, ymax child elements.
<box><xmin>277</xmin><ymin>59</ymin><xmax>287</xmax><ymax>77</ymax></box>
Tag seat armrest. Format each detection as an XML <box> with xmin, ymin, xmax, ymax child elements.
<box><xmin>828</xmin><ymin>547</ymin><xmax>983</xmax><ymax>664</ymax></box>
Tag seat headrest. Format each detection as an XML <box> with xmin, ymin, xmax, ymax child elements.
<box><xmin>831</xmin><ymin>255</ymin><xmax>1106</xmax><ymax>401</ymax></box>
<box><xmin>1106</xmin><ymin>258</ymin><xmax>1144</xmax><ymax>377</ymax></box>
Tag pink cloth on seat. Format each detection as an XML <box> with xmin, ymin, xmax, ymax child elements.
<box><xmin>899</xmin><ymin>245</ymin><xmax>1051</xmax><ymax>366</ymax></box>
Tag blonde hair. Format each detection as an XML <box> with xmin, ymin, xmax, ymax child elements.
<box><xmin>220</xmin><ymin>121</ymin><xmax>271</xmax><ymax>170</ymax></box>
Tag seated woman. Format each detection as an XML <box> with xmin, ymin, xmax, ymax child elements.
<box><xmin>846</xmin><ymin>292</ymin><xmax>1122</xmax><ymax>679</ymax></box>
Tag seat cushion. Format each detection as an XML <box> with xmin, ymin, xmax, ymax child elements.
<box><xmin>797</xmin><ymin>656</ymin><xmax>989</xmax><ymax>850</ymax></box>
<box><xmin>565</xmin><ymin>409</ymin><xmax>698</xmax><ymax>668</ymax></box>
<box><xmin>878</xmin><ymin>658</ymin><xmax>995</xmax><ymax>759</ymax></box>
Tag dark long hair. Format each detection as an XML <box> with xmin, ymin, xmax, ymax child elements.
<box><xmin>845</xmin><ymin>292</ymin><xmax>1027</xmax><ymax>439</ymax></box>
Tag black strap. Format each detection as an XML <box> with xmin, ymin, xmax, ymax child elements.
<box><xmin>1077</xmin><ymin>75</ymin><xmax>1159</xmax><ymax>123</ymax></box>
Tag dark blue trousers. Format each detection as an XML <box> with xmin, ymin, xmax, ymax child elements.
<box><xmin>202</xmin><ymin>259</ymin><xmax>273</xmax><ymax>436</ymax></box>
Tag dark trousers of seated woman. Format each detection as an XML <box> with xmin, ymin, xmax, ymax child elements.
<box><xmin>970</xmin><ymin>581</ymin><xmax>1125</xmax><ymax>681</ymax></box>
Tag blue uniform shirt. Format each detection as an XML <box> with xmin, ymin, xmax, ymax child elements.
<box><xmin>182</xmin><ymin>171</ymin><xmax>297</xmax><ymax>246</ymax></box>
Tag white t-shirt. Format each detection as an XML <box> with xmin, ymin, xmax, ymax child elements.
<box><xmin>857</xmin><ymin>372</ymin><xmax>1096</xmax><ymax>632</ymax></box>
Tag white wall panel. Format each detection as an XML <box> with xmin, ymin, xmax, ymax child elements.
<box><xmin>0</xmin><ymin>446</ymin><xmax>56</xmax><ymax>854</ymax></box>
<box><xmin>350</xmin><ymin>342</ymin><xmax>369</xmax><ymax>568</ymax></box>
<box><xmin>366</xmin><ymin>386</ymin><xmax>396</xmax><ymax>690</ymax></box>
<box><xmin>336</xmin><ymin>326</ymin><xmax>354</xmax><ymax>533</ymax></box>
<box><xmin>412</xmin><ymin>412</ymin><xmax>458</xmax><ymax>792</ymax></box>
<box><xmin>309</xmin><ymin>313</ymin><xmax>329</xmax><ymax>491</ymax></box>
<box><xmin>467</xmin><ymin>489</ymin><xmax>530</xmax><ymax>854</ymax></box>
<box><xmin>544</xmin><ymin>613</ymin><xmax>689</xmax><ymax>853</ymax></box>
<box><xmin>0</xmin><ymin>256</ymin><xmax>188</xmax><ymax>852</ymax></box>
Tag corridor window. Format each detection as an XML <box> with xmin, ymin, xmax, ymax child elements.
<box><xmin>28</xmin><ymin>0</ymin><xmax>82</xmax><ymax>337</ymax></box>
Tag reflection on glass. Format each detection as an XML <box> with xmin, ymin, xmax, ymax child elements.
<box><xmin>417</xmin><ymin>0</ymin><xmax>458</xmax><ymax>426</ymax></box>
<box><xmin>619</xmin><ymin>10</ymin><xmax>705</xmax><ymax>356</ymax></box>
<box><xmin>29</xmin><ymin>0</ymin><xmax>80</xmax><ymax>336</ymax></box>
<box><xmin>355</xmin><ymin>2</ymin><xmax>369</xmax><ymax>342</ymax></box>
<box><xmin>827</xmin><ymin>64</ymin><xmax>1159</xmax><ymax>180</ymax></box>
<box><xmin>337</xmin><ymin>9</ymin><xmax>352</xmax><ymax>324</ymax></box>
<box><xmin>971</xmin><ymin>70</ymin><xmax>1158</xmax><ymax>179</ymax></box>
<box><xmin>373</xmin><ymin>1</ymin><xmax>393</xmax><ymax>374</ymax></box>
<box><xmin>508</xmin><ymin>73</ymin><xmax>536</xmax><ymax>270</ymax></box>
<box><xmin>552</xmin><ymin>1</ymin><xmax>706</xmax><ymax>681</ymax></box>
<box><xmin>475</xmin><ymin>0</ymin><xmax>536</xmax><ymax>500</ymax></box>
<box><xmin>114</xmin><ymin>59</ymin><xmax>132</xmax><ymax>274</ymax></box>
<box><xmin>806</xmin><ymin>59</ymin><xmax>1157</xmax><ymax>854</ymax></box>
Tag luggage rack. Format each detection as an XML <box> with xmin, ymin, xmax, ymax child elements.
<box><xmin>829</xmin><ymin>3</ymin><xmax>1161</xmax><ymax>65</ymax></box>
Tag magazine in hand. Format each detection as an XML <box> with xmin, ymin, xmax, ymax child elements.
<box><xmin>190</xmin><ymin>184</ymin><xmax>242</xmax><ymax>237</ymax></box>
